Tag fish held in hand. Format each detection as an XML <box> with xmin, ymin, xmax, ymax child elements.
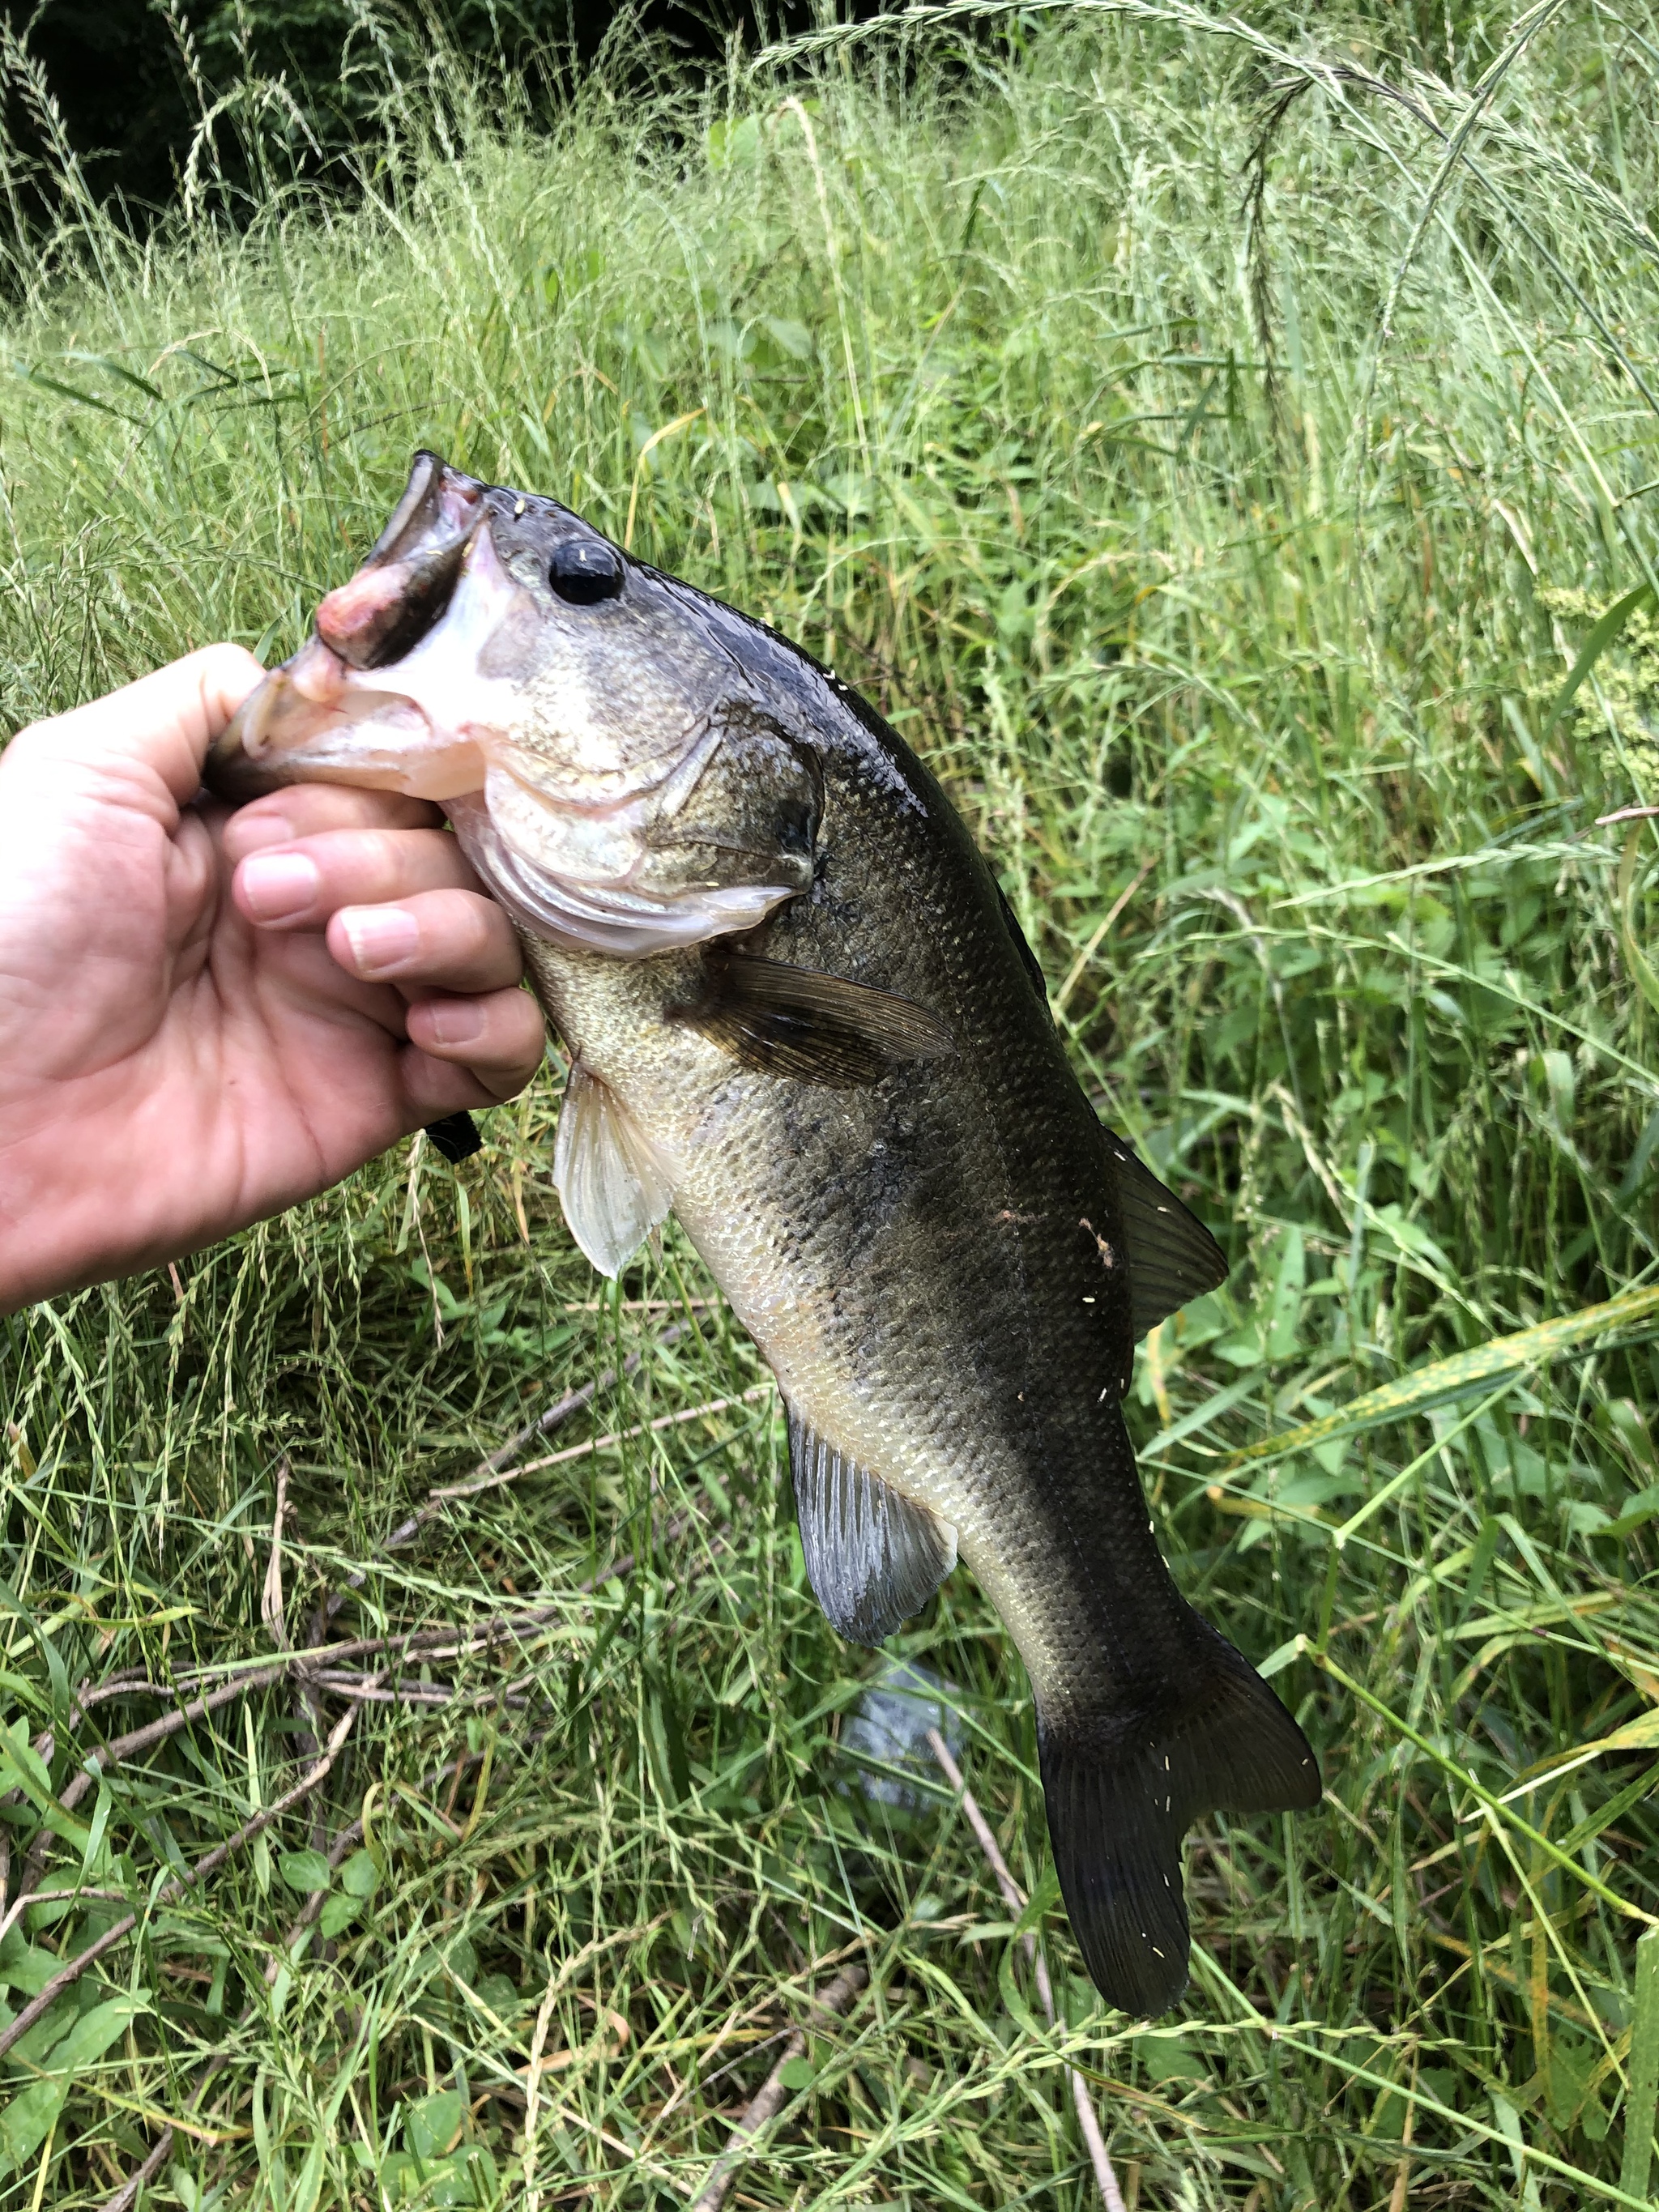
<box><xmin>208</xmin><ymin>451</ymin><xmax>1320</xmax><ymax>2017</ymax></box>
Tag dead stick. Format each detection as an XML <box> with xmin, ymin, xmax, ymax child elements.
<box><xmin>85</xmin><ymin>1455</ymin><xmax>717</xmax><ymax>2201</ymax></box>
<box><xmin>89</xmin><ymin>1465</ymin><xmax>727</xmax><ymax>2197</ymax></box>
<box><xmin>927</xmin><ymin>1728</ymin><xmax>1124</xmax><ymax>2212</ymax></box>
<box><xmin>689</xmin><ymin>1963</ymin><xmax>868</xmax><ymax>2212</ymax></box>
<box><xmin>0</xmin><ymin>1699</ymin><xmax>365</xmax><ymax>2064</ymax></box>
<box><xmin>0</xmin><ymin>1667</ymin><xmax>308</xmax><ymax>1938</ymax></box>
<box><xmin>99</xmin><ymin>2123</ymin><xmax>173</xmax><ymax>2212</ymax></box>
<box><xmin>6</xmin><ymin>1502</ymin><xmax>706</xmax><ymax>1933</ymax></box>
<box><xmin>325</xmin><ymin>1326</ymin><xmax>689</xmax><ymax>1617</ymax></box>
<box><xmin>60</xmin><ymin>1404</ymin><xmax>732</xmax><ymax>1739</ymax></box>
<box><xmin>433</xmin><ymin>1386</ymin><xmax>770</xmax><ymax>1501</ymax></box>
<box><xmin>58</xmin><ymin>1668</ymin><xmax>301</xmax><ymax>1816</ymax></box>
<box><xmin>41</xmin><ymin>1522</ymin><xmax>688</xmax><ymax>1831</ymax></box>
<box><xmin>108</xmin><ymin>1499</ymin><xmax>722</xmax><ymax>2193</ymax></box>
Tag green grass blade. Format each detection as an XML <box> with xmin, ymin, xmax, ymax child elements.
<box><xmin>1621</xmin><ymin>1929</ymin><xmax>1659</xmax><ymax>2201</ymax></box>
<box><xmin>1205</xmin><ymin>1285</ymin><xmax>1659</xmax><ymax>1477</ymax></box>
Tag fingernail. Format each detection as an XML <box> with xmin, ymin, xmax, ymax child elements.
<box><xmin>424</xmin><ymin>998</ymin><xmax>485</xmax><ymax>1047</ymax></box>
<box><xmin>240</xmin><ymin>851</ymin><xmax>320</xmax><ymax>922</ymax></box>
<box><xmin>339</xmin><ymin>906</ymin><xmax>420</xmax><ymax>977</ymax></box>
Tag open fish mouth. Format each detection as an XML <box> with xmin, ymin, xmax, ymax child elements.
<box><xmin>207</xmin><ymin>454</ymin><xmax>497</xmax><ymax>805</ymax></box>
<box><xmin>204</xmin><ymin>452</ymin><xmax>802</xmax><ymax>957</ymax></box>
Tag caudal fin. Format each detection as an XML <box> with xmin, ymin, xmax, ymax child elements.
<box><xmin>1038</xmin><ymin>1626</ymin><xmax>1320</xmax><ymax>2017</ymax></box>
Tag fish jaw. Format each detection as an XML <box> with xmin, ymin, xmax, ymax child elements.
<box><xmin>204</xmin><ymin>521</ymin><xmax>527</xmax><ymax>806</ymax></box>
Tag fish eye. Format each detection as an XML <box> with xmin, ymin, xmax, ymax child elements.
<box><xmin>548</xmin><ymin>539</ymin><xmax>625</xmax><ymax>605</ymax></box>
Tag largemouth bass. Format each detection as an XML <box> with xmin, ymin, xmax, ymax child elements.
<box><xmin>207</xmin><ymin>453</ymin><xmax>1320</xmax><ymax>2015</ymax></box>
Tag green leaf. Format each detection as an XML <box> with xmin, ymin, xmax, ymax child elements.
<box><xmin>761</xmin><ymin>316</ymin><xmax>815</xmax><ymax>361</ymax></box>
<box><xmin>318</xmin><ymin>1893</ymin><xmax>362</xmax><ymax>1938</ymax></box>
<box><xmin>0</xmin><ymin>1724</ymin><xmax>90</xmax><ymax>1852</ymax></box>
<box><xmin>1212</xmin><ymin>1283</ymin><xmax>1659</xmax><ymax>1478</ymax></box>
<box><xmin>1139</xmin><ymin>2028</ymin><xmax>1210</xmax><ymax>2082</ymax></box>
<box><xmin>706</xmin><ymin>115</ymin><xmax>761</xmax><ymax>171</ymax></box>
<box><xmin>339</xmin><ymin>1849</ymin><xmax>380</xmax><ymax>1899</ymax></box>
<box><xmin>405</xmin><ymin>2089</ymin><xmax>463</xmax><ymax>2161</ymax></box>
<box><xmin>1011</xmin><ymin>1862</ymin><xmax>1062</xmax><ymax>1940</ymax></box>
<box><xmin>777</xmin><ymin>2055</ymin><xmax>814</xmax><ymax>2091</ymax></box>
<box><xmin>278</xmin><ymin>1849</ymin><xmax>331</xmax><ymax>1895</ymax></box>
<box><xmin>1264</xmin><ymin>1223</ymin><xmax>1305</xmax><ymax>1359</ymax></box>
<box><xmin>996</xmin><ymin>1929</ymin><xmax>1047</xmax><ymax>2042</ymax></box>
<box><xmin>292</xmin><ymin>2139</ymin><xmax>326</xmax><ymax>2212</ymax></box>
<box><xmin>0</xmin><ymin>1994</ymin><xmax>146</xmax><ymax>2176</ymax></box>
<box><xmin>1622</xmin><ymin>1929</ymin><xmax>1659</xmax><ymax>2202</ymax></box>
<box><xmin>1617</xmin><ymin>826</ymin><xmax>1659</xmax><ymax>1021</ymax></box>
<box><xmin>0</xmin><ymin>1929</ymin><xmax>62</xmax><ymax>1997</ymax></box>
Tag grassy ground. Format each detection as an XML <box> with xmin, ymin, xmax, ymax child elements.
<box><xmin>2</xmin><ymin>4</ymin><xmax>1659</xmax><ymax>2206</ymax></box>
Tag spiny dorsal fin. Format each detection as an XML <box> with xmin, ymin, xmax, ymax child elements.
<box><xmin>1099</xmin><ymin>1127</ymin><xmax>1228</xmax><ymax>1340</ymax></box>
<box><xmin>787</xmin><ymin>1409</ymin><xmax>957</xmax><ymax>1645</ymax></box>
<box><xmin>672</xmin><ymin>950</ymin><xmax>954</xmax><ymax>1090</ymax></box>
<box><xmin>552</xmin><ymin>1063</ymin><xmax>676</xmax><ymax>1278</ymax></box>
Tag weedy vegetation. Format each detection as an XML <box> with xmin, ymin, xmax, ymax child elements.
<box><xmin>2</xmin><ymin>2</ymin><xmax>1658</xmax><ymax>2205</ymax></box>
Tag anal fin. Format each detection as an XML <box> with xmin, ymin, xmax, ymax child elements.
<box><xmin>787</xmin><ymin>1410</ymin><xmax>957</xmax><ymax>1644</ymax></box>
<box><xmin>552</xmin><ymin>1063</ymin><xmax>676</xmax><ymax>1278</ymax></box>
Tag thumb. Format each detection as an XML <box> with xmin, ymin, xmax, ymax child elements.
<box><xmin>9</xmin><ymin>645</ymin><xmax>266</xmax><ymax>812</ymax></box>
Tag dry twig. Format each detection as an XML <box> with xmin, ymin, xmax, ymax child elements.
<box><xmin>927</xmin><ymin>1727</ymin><xmax>1125</xmax><ymax>2212</ymax></box>
<box><xmin>323</xmin><ymin>1325</ymin><xmax>689</xmax><ymax>1617</ymax></box>
<box><xmin>0</xmin><ymin>1698</ymin><xmax>367</xmax><ymax>2064</ymax></box>
<box><xmin>688</xmin><ymin>1962</ymin><xmax>868</xmax><ymax>2212</ymax></box>
<box><xmin>66</xmin><ymin>1359</ymin><xmax>762</xmax><ymax>2204</ymax></box>
<box><xmin>99</xmin><ymin>2124</ymin><xmax>174</xmax><ymax>2212</ymax></box>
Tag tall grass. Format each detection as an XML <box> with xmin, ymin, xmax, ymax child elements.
<box><xmin>2</xmin><ymin>5</ymin><xmax>1658</xmax><ymax>2205</ymax></box>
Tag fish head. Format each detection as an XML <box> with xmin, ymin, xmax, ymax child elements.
<box><xmin>206</xmin><ymin>451</ymin><xmax>821</xmax><ymax>955</ymax></box>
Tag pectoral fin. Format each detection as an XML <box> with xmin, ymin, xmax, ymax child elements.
<box><xmin>787</xmin><ymin>1410</ymin><xmax>957</xmax><ymax>1644</ymax></box>
<box><xmin>672</xmin><ymin>951</ymin><xmax>954</xmax><ymax>1089</ymax></box>
<box><xmin>1100</xmin><ymin>1129</ymin><xmax>1228</xmax><ymax>1339</ymax></box>
<box><xmin>552</xmin><ymin>1063</ymin><xmax>676</xmax><ymax>1277</ymax></box>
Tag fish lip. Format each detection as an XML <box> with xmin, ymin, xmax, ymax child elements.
<box><xmin>318</xmin><ymin>454</ymin><xmax>485</xmax><ymax>671</ymax></box>
<box><xmin>201</xmin><ymin>455</ymin><xmax>783</xmax><ymax>926</ymax></box>
<box><xmin>367</xmin><ymin>450</ymin><xmax>485</xmax><ymax>565</ymax></box>
<box><xmin>202</xmin><ymin>648</ymin><xmax>332</xmax><ymax>803</ymax></box>
<box><xmin>203</xmin><ymin>634</ymin><xmax>449</xmax><ymax>803</ymax></box>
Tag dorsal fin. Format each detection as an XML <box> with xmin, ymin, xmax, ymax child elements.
<box><xmin>1098</xmin><ymin>1127</ymin><xmax>1228</xmax><ymax>1339</ymax></box>
<box><xmin>787</xmin><ymin>1410</ymin><xmax>957</xmax><ymax>1645</ymax></box>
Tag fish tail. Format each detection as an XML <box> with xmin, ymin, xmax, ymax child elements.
<box><xmin>1037</xmin><ymin>1622</ymin><xmax>1320</xmax><ymax>2018</ymax></box>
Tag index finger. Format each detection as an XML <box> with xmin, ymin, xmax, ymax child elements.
<box><xmin>12</xmin><ymin>644</ymin><xmax>267</xmax><ymax>808</ymax></box>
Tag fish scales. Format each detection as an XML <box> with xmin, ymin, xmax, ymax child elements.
<box><xmin>207</xmin><ymin>451</ymin><xmax>1320</xmax><ymax>2017</ymax></box>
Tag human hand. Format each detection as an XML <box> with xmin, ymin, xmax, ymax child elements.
<box><xmin>0</xmin><ymin>645</ymin><xmax>546</xmax><ymax>1314</ymax></box>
